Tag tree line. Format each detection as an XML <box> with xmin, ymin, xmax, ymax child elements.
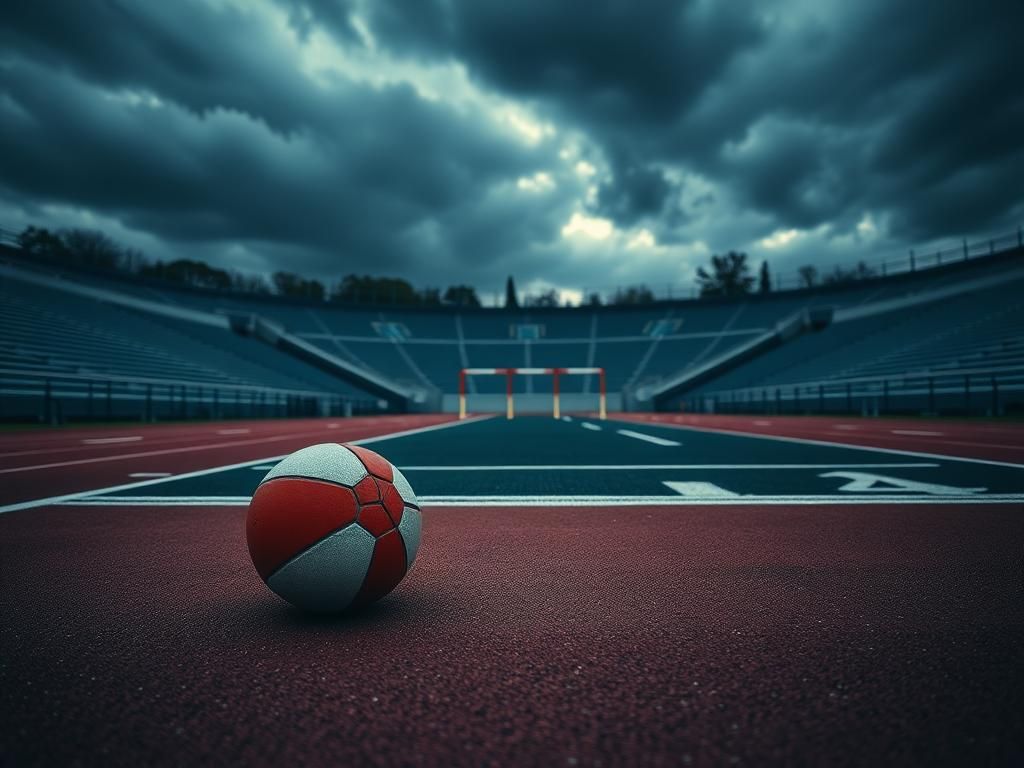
<box><xmin>12</xmin><ymin>225</ymin><xmax>877</xmax><ymax>309</ymax></box>
<box><xmin>696</xmin><ymin>251</ymin><xmax>876</xmax><ymax>297</ymax></box>
<box><xmin>13</xmin><ymin>226</ymin><xmax>483</xmax><ymax>307</ymax></box>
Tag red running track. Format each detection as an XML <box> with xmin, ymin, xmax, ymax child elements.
<box><xmin>0</xmin><ymin>415</ymin><xmax>458</xmax><ymax>508</ymax></box>
<box><xmin>615</xmin><ymin>413</ymin><xmax>1024</xmax><ymax>464</ymax></box>
<box><xmin>1</xmin><ymin>502</ymin><xmax>1021</xmax><ymax>766</ymax></box>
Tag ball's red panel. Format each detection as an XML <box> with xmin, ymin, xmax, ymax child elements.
<box><xmin>247</xmin><ymin>478</ymin><xmax>358</xmax><ymax>580</ymax></box>
<box><xmin>354</xmin><ymin>475</ymin><xmax>379</xmax><ymax>504</ymax></box>
<box><xmin>380</xmin><ymin>481</ymin><xmax>405</xmax><ymax>524</ymax></box>
<box><xmin>347</xmin><ymin>445</ymin><xmax>394</xmax><ymax>482</ymax></box>
<box><xmin>357</xmin><ymin>503</ymin><xmax>393</xmax><ymax>537</ymax></box>
<box><xmin>354</xmin><ymin>529</ymin><xmax>407</xmax><ymax>606</ymax></box>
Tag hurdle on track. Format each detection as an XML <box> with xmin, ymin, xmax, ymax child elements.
<box><xmin>458</xmin><ymin>367</ymin><xmax>607</xmax><ymax>420</ymax></box>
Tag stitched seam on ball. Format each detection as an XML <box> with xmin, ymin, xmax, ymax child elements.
<box><xmin>259</xmin><ymin>474</ymin><xmax>421</xmax><ymax>510</ymax></box>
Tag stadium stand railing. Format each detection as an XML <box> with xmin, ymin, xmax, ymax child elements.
<box><xmin>0</xmin><ymin>367</ymin><xmax>361</xmax><ymax>424</ymax></box>
<box><xmin>681</xmin><ymin>364</ymin><xmax>1024</xmax><ymax>418</ymax></box>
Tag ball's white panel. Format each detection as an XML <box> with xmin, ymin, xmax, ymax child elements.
<box><xmin>261</xmin><ymin>443</ymin><xmax>367</xmax><ymax>487</ymax></box>
<box><xmin>265</xmin><ymin>523</ymin><xmax>374</xmax><ymax>612</ymax></box>
<box><xmin>397</xmin><ymin>507</ymin><xmax>421</xmax><ymax>567</ymax></box>
<box><xmin>392</xmin><ymin>465</ymin><xmax>419</xmax><ymax>507</ymax></box>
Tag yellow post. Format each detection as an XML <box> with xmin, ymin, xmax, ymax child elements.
<box><xmin>458</xmin><ymin>393</ymin><xmax>466</xmax><ymax>420</ymax></box>
<box><xmin>599</xmin><ymin>392</ymin><xmax>607</xmax><ymax>420</ymax></box>
<box><xmin>506</xmin><ymin>370</ymin><xmax>514</xmax><ymax>419</ymax></box>
<box><xmin>553</xmin><ymin>392</ymin><xmax>560</xmax><ymax>419</ymax></box>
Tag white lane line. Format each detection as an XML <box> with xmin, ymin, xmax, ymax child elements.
<box><xmin>81</xmin><ymin>436</ymin><xmax>143</xmax><ymax>445</ymax></box>
<box><xmin>0</xmin><ymin>431</ymin><xmax>335</xmax><ymax>475</ymax></box>
<box><xmin>623</xmin><ymin>419</ymin><xmax>1024</xmax><ymax>469</ymax></box>
<box><xmin>753</xmin><ymin>420</ymin><xmax>772</xmax><ymax>426</ymax></box>
<box><xmin>216</xmin><ymin>428</ymin><xmax>251</xmax><ymax>435</ymax></box>
<box><xmin>616</xmin><ymin>429</ymin><xmax>681</xmax><ymax>447</ymax></box>
<box><xmin>54</xmin><ymin>493</ymin><xmax>1024</xmax><ymax>507</ymax></box>
<box><xmin>662</xmin><ymin>481</ymin><xmax>738</xmax><ymax>498</ymax></box>
<box><xmin>0</xmin><ymin>416</ymin><xmax>486</xmax><ymax>476</ymax></box>
<box><xmin>397</xmin><ymin>463</ymin><xmax>939</xmax><ymax>471</ymax></box>
<box><xmin>891</xmin><ymin>429</ymin><xmax>944</xmax><ymax>436</ymax></box>
<box><xmin>581</xmin><ymin>422</ymin><xmax>602</xmax><ymax>431</ymax></box>
<box><xmin>128</xmin><ymin>472</ymin><xmax>172</xmax><ymax>478</ymax></box>
<box><xmin>327</xmin><ymin>423</ymin><xmax>341</xmax><ymax>429</ymax></box>
<box><xmin>0</xmin><ymin>416</ymin><xmax>492</xmax><ymax>514</ymax></box>
<box><xmin>250</xmin><ymin>465</ymin><xmax>276</xmax><ymax>471</ymax></box>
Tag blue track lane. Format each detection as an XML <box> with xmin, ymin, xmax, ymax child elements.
<box><xmin>63</xmin><ymin>416</ymin><xmax>1024</xmax><ymax>505</ymax></box>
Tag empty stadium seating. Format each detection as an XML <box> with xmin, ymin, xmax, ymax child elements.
<box><xmin>2</xmin><ymin>240</ymin><xmax>1021</xmax><ymax>420</ymax></box>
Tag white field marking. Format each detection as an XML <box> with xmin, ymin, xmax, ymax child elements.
<box><xmin>662</xmin><ymin>481</ymin><xmax>739</xmax><ymax>498</ymax></box>
<box><xmin>616</xmin><ymin>429</ymin><xmax>681</xmax><ymax>447</ymax></box>
<box><xmin>251</xmin><ymin>465</ymin><xmax>276</xmax><ymax>471</ymax></box>
<box><xmin>561</xmin><ymin>416</ymin><xmax>573</xmax><ymax>422</ymax></box>
<box><xmin>216</xmin><ymin>428</ymin><xmax>251</xmax><ymax>435</ymax></box>
<box><xmin>81</xmin><ymin>436</ymin><xmax>143</xmax><ymax>444</ymax></box>
<box><xmin>128</xmin><ymin>472</ymin><xmax>172</xmax><ymax>478</ymax></box>
<box><xmin>0</xmin><ymin>416</ymin><xmax>485</xmax><ymax>476</ymax></box>
<box><xmin>891</xmin><ymin>429</ymin><xmax>944</xmax><ymax>436</ymax></box>
<box><xmin>581</xmin><ymin>422</ymin><xmax>603</xmax><ymax>431</ymax></box>
<box><xmin>753</xmin><ymin>420</ymin><xmax>773</xmax><ymax>426</ymax></box>
<box><xmin>0</xmin><ymin>415</ymin><xmax>492</xmax><ymax>515</ymax></box>
<box><xmin>396</xmin><ymin>462</ymin><xmax>938</xmax><ymax>471</ymax></box>
<box><xmin>619</xmin><ymin>418</ymin><xmax>1024</xmax><ymax>470</ymax></box>
<box><xmin>833</xmin><ymin>424</ymin><xmax>860</xmax><ymax>430</ymax></box>
<box><xmin>53</xmin><ymin>493</ymin><xmax>1024</xmax><ymax>507</ymax></box>
<box><xmin>820</xmin><ymin>471</ymin><xmax>985</xmax><ymax>495</ymax></box>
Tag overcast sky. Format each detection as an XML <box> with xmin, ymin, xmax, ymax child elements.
<box><xmin>1</xmin><ymin>0</ymin><xmax>1021</xmax><ymax>303</ymax></box>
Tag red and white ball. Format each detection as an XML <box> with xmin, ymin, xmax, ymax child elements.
<box><xmin>246</xmin><ymin>443</ymin><xmax>420</xmax><ymax>612</ymax></box>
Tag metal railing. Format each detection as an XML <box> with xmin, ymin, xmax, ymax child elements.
<box><xmin>0</xmin><ymin>367</ymin><xmax>380</xmax><ymax>424</ymax></box>
<box><xmin>683</xmin><ymin>365</ymin><xmax>1024</xmax><ymax>417</ymax></box>
<box><xmin>578</xmin><ymin>226</ymin><xmax>1024</xmax><ymax>304</ymax></box>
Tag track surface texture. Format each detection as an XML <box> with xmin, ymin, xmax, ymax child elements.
<box><xmin>2</xmin><ymin>414</ymin><xmax>1023</xmax><ymax>766</ymax></box>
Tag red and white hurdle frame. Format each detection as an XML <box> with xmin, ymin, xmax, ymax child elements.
<box><xmin>458</xmin><ymin>367</ymin><xmax>607</xmax><ymax>420</ymax></box>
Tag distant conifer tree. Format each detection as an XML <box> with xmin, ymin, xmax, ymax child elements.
<box><xmin>505</xmin><ymin>276</ymin><xmax>519</xmax><ymax>309</ymax></box>
<box><xmin>759</xmin><ymin>261</ymin><xmax>771</xmax><ymax>293</ymax></box>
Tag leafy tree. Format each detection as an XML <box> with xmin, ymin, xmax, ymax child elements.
<box><xmin>443</xmin><ymin>284</ymin><xmax>481</xmax><ymax>307</ymax></box>
<box><xmin>798</xmin><ymin>265</ymin><xmax>818</xmax><ymax>288</ymax></box>
<box><xmin>823</xmin><ymin>261</ymin><xmax>875</xmax><ymax>285</ymax></box>
<box><xmin>695</xmin><ymin>251</ymin><xmax>755</xmax><ymax>297</ymax></box>
<box><xmin>273</xmin><ymin>271</ymin><xmax>325</xmax><ymax>300</ymax></box>
<box><xmin>611</xmin><ymin>285</ymin><xmax>655</xmax><ymax>305</ymax></box>
<box><xmin>505</xmin><ymin>276</ymin><xmax>519</xmax><ymax>309</ymax></box>
<box><xmin>140</xmin><ymin>259</ymin><xmax>234</xmax><ymax>290</ymax></box>
<box><xmin>333</xmin><ymin>275</ymin><xmax>425</xmax><ymax>304</ymax></box>
<box><xmin>585</xmin><ymin>292</ymin><xmax>603</xmax><ymax>306</ymax></box>
<box><xmin>17</xmin><ymin>226</ymin><xmax>69</xmax><ymax>261</ymax></box>
<box><xmin>61</xmin><ymin>228</ymin><xmax>124</xmax><ymax>270</ymax></box>
<box><xmin>759</xmin><ymin>260</ymin><xmax>771</xmax><ymax>293</ymax></box>
<box><xmin>525</xmin><ymin>288</ymin><xmax>560</xmax><ymax>308</ymax></box>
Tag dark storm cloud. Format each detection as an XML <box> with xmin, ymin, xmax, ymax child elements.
<box><xmin>0</xmin><ymin>0</ymin><xmax>1021</xmax><ymax>297</ymax></box>
<box><xmin>0</xmin><ymin>0</ymin><xmax>563</xmax><ymax>281</ymax></box>
<box><xmin>313</xmin><ymin>0</ymin><xmax>1024</xmax><ymax>241</ymax></box>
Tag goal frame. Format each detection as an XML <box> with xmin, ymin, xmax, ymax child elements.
<box><xmin>458</xmin><ymin>367</ymin><xmax>607</xmax><ymax>420</ymax></box>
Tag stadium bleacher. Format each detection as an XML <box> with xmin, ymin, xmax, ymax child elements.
<box><xmin>1</xmin><ymin>239</ymin><xmax>1022</xmax><ymax>421</ymax></box>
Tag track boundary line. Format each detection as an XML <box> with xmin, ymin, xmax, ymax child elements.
<box><xmin>0</xmin><ymin>415</ymin><xmax>492</xmax><ymax>515</ymax></box>
<box><xmin>616</xmin><ymin>429</ymin><xmax>681</xmax><ymax>446</ymax></box>
<box><xmin>396</xmin><ymin>463</ymin><xmax>940</xmax><ymax>470</ymax></box>
<box><xmin>614</xmin><ymin>418</ymin><xmax>1024</xmax><ymax>469</ymax></box>
<box><xmin>53</xmin><ymin>493</ymin><xmax>1024</xmax><ymax>507</ymax></box>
